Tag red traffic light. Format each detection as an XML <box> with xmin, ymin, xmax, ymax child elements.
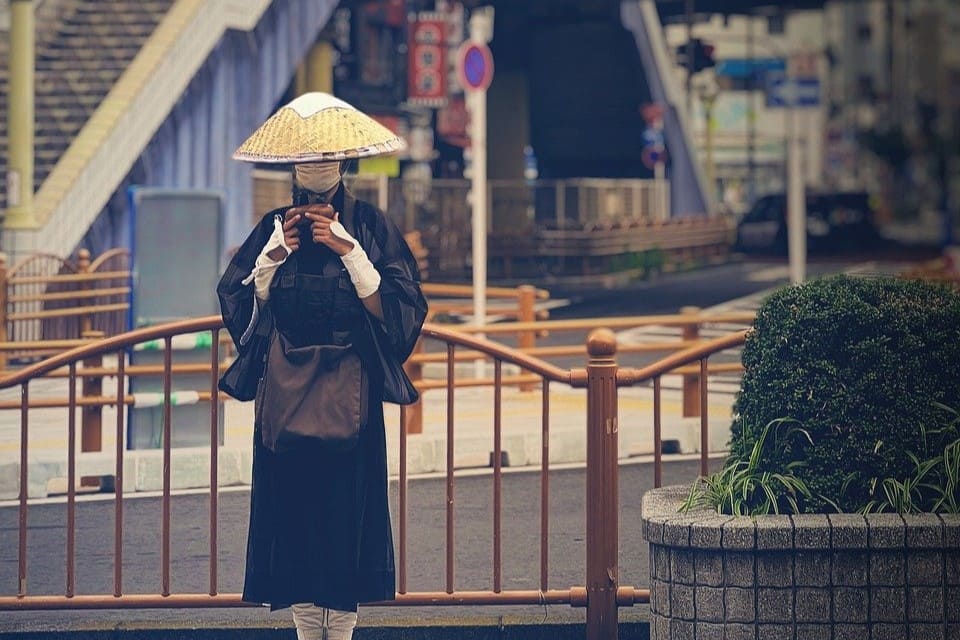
<box><xmin>676</xmin><ymin>38</ymin><xmax>716</xmax><ymax>74</ymax></box>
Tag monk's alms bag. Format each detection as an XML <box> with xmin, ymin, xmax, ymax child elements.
<box><xmin>256</xmin><ymin>330</ymin><xmax>367</xmax><ymax>453</ymax></box>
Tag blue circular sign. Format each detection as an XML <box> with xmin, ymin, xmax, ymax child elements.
<box><xmin>458</xmin><ymin>42</ymin><xmax>494</xmax><ymax>91</ymax></box>
<box><xmin>642</xmin><ymin>146</ymin><xmax>667</xmax><ymax>169</ymax></box>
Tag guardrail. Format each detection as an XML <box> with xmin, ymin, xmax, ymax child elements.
<box><xmin>342</xmin><ymin>175</ymin><xmax>730</xmax><ymax>280</ymax></box>
<box><xmin>0</xmin><ymin>249</ymin><xmax>131</xmax><ymax>369</ymax></box>
<box><xmin>403</xmin><ymin>306</ymin><xmax>755</xmax><ymax>433</ymax></box>
<box><xmin>0</xmin><ymin>315</ymin><xmax>747</xmax><ymax>639</ymax></box>
<box><xmin>0</xmin><ymin>246</ymin><xmax>551</xmax><ymax>374</ymax></box>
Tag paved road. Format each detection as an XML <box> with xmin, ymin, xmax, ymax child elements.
<box><xmin>0</xmin><ymin>456</ymin><xmax>723</xmax><ymax>631</ymax></box>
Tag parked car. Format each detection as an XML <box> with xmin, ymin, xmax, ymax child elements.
<box><xmin>735</xmin><ymin>191</ymin><xmax>882</xmax><ymax>253</ymax></box>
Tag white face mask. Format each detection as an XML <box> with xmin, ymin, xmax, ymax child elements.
<box><xmin>294</xmin><ymin>162</ymin><xmax>341</xmax><ymax>194</ymax></box>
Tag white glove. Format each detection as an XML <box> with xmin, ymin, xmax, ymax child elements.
<box><xmin>330</xmin><ymin>220</ymin><xmax>381</xmax><ymax>299</ymax></box>
<box><xmin>241</xmin><ymin>216</ymin><xmax>290</xmax><ymax>301</ymax></box>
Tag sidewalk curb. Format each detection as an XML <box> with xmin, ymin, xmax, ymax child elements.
<box><xmin>1</xmin><ymin>619</ymin><xmax>652</xmax><ymax>640</ymax></box>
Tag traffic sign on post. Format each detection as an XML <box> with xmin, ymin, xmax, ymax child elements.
<box><xmin>457</xmin><ymin>41</ymin><xmax>494</xmax><ymax>92</ymax></box>
<box><xmin>766</xmin><ymin>73</ymin><xmax>821</xmax><ymax>108</ymax></box>
<box><xmin>641</xmin><ymin>146</ymin><xmax>668</xmax><ymax>170</ymax></box>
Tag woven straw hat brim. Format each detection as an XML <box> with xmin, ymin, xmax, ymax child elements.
<box><xmin>233</xmin><ymin>106</ymin><xmax>405</xmax><ymax>164</ymax></box>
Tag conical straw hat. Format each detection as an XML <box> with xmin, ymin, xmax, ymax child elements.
<box><xmin>233</xmin><ymin>92</ymin><xmax>405</xmax><ymax>163</ymax></box>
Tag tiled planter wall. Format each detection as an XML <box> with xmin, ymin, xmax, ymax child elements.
<box><xmin>641</xmin><ymin>487</ymin><xmax>960</xmax><ymax>640</ymax></box>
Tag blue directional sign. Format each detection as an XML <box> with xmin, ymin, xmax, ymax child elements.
<box><xmin>766</xmin><ymin>73</ymin><xmax>821</xmax><ymax>108</ymax></box>
<box><xmin>716</xmin><ymin>57</ymin><xmax>786</xmax><ymax>79</ymax></box>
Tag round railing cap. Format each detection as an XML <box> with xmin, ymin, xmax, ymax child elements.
<box><xmin>586</xmin><ymin>328</ymin><xmax>617</xmax><ymax>357</ymax></box>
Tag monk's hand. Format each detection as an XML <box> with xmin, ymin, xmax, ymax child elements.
<box><xmin>297</xmin><ymin>205</ymin><xmax>381</xmax><ymax>299</ymax></box>
<box><xmin>301</xmin><ymin>205</ymin><xmax>356</xmax><ymax>256</ymax></box>
<box><xmin>265</xmin><ymin>209</ymin><xmax>303</xmax><ymax>261</ymax></box>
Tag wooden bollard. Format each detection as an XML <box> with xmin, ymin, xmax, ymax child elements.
<box><xmin>76</xmin><ymin>249</ymin><xmax>92</xmax><ymax>337</ymax></box>
<box><xmin>80</xmin><ymin>329</ymin><xmax>106</xmax><ymax>488</ymax></box>
<box><xmin>680</xmin><ymin>306</ymin><xmax>701</xmax><ymax>418</ymax></box>
<box><xmin>403</xmin><ymin>338</ymin><xmax>424</xmax><ymax>435</ymax></box>
<box><xmin>517</xmin><ymin>285</ymin><xmax>537</xmax><ymax>392</ymax></box>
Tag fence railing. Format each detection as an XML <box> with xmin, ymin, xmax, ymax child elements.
<box><xmin>0</xmin><ymin>248</ymin><xmax>131</xmax><ymax>368</ymax></box>
<box><xmin>0</xmin><ymin>247</ymin><xmax>551</xmax><ymax>372</ymax></box>
<box><xmin>0</xmin><ymin>315</ymin><xmax>748</xmax><ymax>639</ymax></box>
<box><xmin>403</xmin><ymin>306</ymin><xmax>755</xmax><ymax>433</ymax></box>
<box><xmin>342</xmin><ymin>175</ymin><xmax>728</xmax><ymax>280</ymax></box>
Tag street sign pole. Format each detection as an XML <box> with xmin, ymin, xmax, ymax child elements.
<box><xmin>470</xmin><ymin>85</ymin><xmax>487</xmax><ymax>355</ymax></box>
<box><xmin>641</xmin><ymin>103</ymin><xmax>669</xmax><ymax>220</ymax></box>
<box><xmin>460</xmin><ymin>8</ymin><xmax>494</xmax><ymax>377</ymax></box>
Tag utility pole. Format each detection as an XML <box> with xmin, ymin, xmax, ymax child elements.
<box><xmin>5</xmin><ymin>0</ymin><xmax>36</xmax><ymax>230</ymax></box>
<box><xmin>746</xmin><ymin>11</ymin><xmax>757</xmax><ymax>204</ymax></box>
<box><xmin>685</xmin><ymin>0</ymin><xmax>695</xmax><ymax>116</ymax></box>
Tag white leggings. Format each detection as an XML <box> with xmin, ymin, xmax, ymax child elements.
<box><xmin>290</xmin><ymin>604</ymin><xmax>358</xmax><ymax>640</ymax></box>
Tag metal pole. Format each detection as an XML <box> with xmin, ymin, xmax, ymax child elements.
<box><xmin>585</xmin><ymin>329</ymin><xmax>619</xmax><ymax>640</ymax></box>
<box><xmin>468</xmin><ymin>12</ymin><xmax>491</xmax><ymax>379</ymax></box>
<box><xmin>787</xmin><ymin>94</ymin><xmax>806</xmax><ymax>284</ymax></box>
<box><xmin>704</xmin><ymin>95</ymin><xmax>716</xmax><ymax>203</ymax></box>
<box><xmin>685</xmin><ymin>0</ymin><xmax>695</xmax><ymax>117</ymax></box>
<box><xmin>5</xmin><ymin>0</ymin><xmax>36</xmax><ymax>229</ymax></box>
<box><xmin>746</xmin><ymin>11</ymin><xmax>756</xmax><ymax>204</ymax></box>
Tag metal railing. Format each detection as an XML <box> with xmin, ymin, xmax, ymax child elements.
<box><xmin>0</xmin><ymin>248</ymin><xmax>131</xmax><ymax>368</ymax></box>
<box><xmin>343</xmin><ymin>175</ymin><xmax>720</xmax><ymax>280</ymax></box>
<box><xmin>0</xmin><ymin>316</ymin><xmax>747</xmax><ymax>639</ymax></box>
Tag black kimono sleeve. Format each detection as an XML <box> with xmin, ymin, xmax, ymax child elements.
<box><xmin>353</xmin><ymin>199</ymin><xmax>428</xmax><ymax>364</ymax></box>
<box><xmin>217</xmin><ymin>210</ymin><xmax>282</xmax><ymax>352</ymax></box>
<box><xmin>215</xmin><ymin>210</ymin><xmax>282</xmax><ymax>401</ymax></box>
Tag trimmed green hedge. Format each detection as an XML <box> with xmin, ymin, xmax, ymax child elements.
<box><xmin>729</xmin><ymin>275</ymin><xmax>960</xmax><ymax>513</ymax></box>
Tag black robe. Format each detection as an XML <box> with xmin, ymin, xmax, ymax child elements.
<box><xmin>217</xmin><ymin>186</ymin><xmax>427</xmax><ymax>611</ymax></box>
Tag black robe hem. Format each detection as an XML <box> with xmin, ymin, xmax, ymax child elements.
<box><xmin>243</xmin><ymin>569</ymin><xmax>396</xmax><ymax>612</ymax></box>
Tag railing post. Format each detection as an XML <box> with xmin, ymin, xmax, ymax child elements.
<box><xmin>518</xmin><ymin>285</ymin><xmax>536</xmax><ymax>392</ymax></box>
<box><xmin>77</xmin><ymin>249</ymin><xmax>92</xmax><ymax>337</ymax></box>
<box><xmin>681</xmin><ymin>305</ymin><xmax>701</xmax><ymax>417</ymax></box>
<box><xmin>585</xmin><ymin>328</ymin><xmax>619</xmax><ymax>640</ymax></box>
<box><xmin>403</xmin><ymin>337</ymin><xmax>424</xmax><ymax>435</ymax></box>
<box><xmin>0</xmin><ymin>253</ymin><xmax>7</xmax><ymax>371</ymax></box>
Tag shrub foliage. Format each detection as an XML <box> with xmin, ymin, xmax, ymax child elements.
<box><xmin>728</xmin><ymin>275</ymin><xmax>960</xmax><ymax>513</ymax></box>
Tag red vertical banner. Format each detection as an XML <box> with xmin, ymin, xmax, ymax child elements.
<box><xmin>363</xmin><ymin>0</ymin><xmax>405</xmax><ymax>27</ymax></box>
<box><xmin>437</xmin><ymin>96</ymin><xmax>469</xmax><ymax>147</ymax></box>
<box><xmin>408</xmin><ymin>14</ymin><xmax>447</xmax><ymax>106</ymax></box>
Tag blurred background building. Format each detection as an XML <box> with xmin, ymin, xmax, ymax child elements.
<box><xmin>0</xmin><ymin>0</ymin><xmax>957</xmax><ymax>283</ymax></box>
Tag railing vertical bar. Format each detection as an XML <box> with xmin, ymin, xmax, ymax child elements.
<box><xmin>114</xmin><ymin>350</ymin><xmax>125</xmax><ymax>597</ymax></box>
<box><xmin>700</xmin><ymin>358</ymin><xmax>709</xmax><ymax>477</ymax></box>
<box><xmin>66</xmin><ymin>362</ymin><xmax>77</xmax><ymax>598</ymax></box>
<box><xmin>654</xmin><ymin>376</ymin><xmax>662</xmax><ymax>489</ymax></box>
<box><xmin>493</xmin><ymin>360</ymin><xmax>502</xmax><ymax>593</ymax></box>
<box><xmin>18</xmin><ymin>382</ymin><xmax>29</xmax><ymax>597</ymax></box>
<box><xmin>445</xmin><ymin>343</ymin><xmax>455</xmax><ymax>594</ymax></box>
<box><xmin>209</xmin><ymin>329</ymin><xmax>219</xmax><ymax>596</ymax></box>
<box><xmin>161</xmin><ymin>336</ymin><xmax>172</xmax><ymax>596</ymax></box>
<box><xmin>398</xmin><ymin>404</ymin><xmax>408</xmax><ymax>594</ymax></box>
<box><xmin>540</xmin><ymin>378</ymin><xmax>550</xmax><ymax>591</ymax></box>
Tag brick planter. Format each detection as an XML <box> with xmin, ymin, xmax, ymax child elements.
<box><xmin>641</xmin><ymin>487</ymin><xmax>960</xmax><ymax>639</ymax></box>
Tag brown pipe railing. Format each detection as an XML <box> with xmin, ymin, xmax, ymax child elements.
<box><xmin>0</xmin><ymin>249</ymin><xmax>132</xmax><ymax>369</ymax></box>
<box><xmin>0</xmin><ymin>315</ymin><xmax>747</xmax><ymax>640</ymax></box>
